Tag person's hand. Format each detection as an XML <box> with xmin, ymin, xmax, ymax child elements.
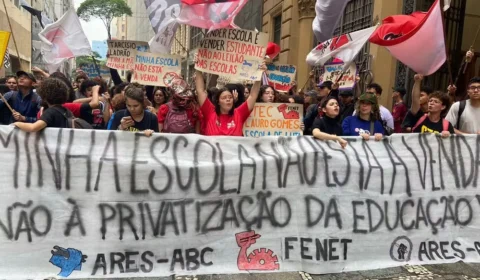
<box><xmin>233</xmin><ymin>89</ymin><xmax>238</xmax><ymax>102</ymax></box>
<box><xmin>259</xmin><ymin>61</ymin><xmax>267</xmax><ymax>72</ymax></box>
<box><xmin>466</xmin><ymin>50</ymin><xmax>474</xmax><ymax>61</ymax></box>
<box><xmin>120</xmin><ymin>116</ymin><xmax>134</xmax><ymax>130</ymax></box>
<box><xmin>405</xmin><ymin>127</ymin><xmax>412</xmax><ymax>133</ymax></box>
<box><xmin>309</xmin><ymin>70</ymin><xmax>315</xmax><ymax>78</ymax></box>
<box><xmin>92</xmin><ymin>85</ymin><xmax>101</xmax><ymax>93</ymax></box>
<box><xmin>374</xmin><ymin>133</ymin><xmax>383</xmax><ymax>141</ymax></box>
<box><xmin>414</xmin><ymin>74</ymin><xmax>424</xmax><ymax>82</ymax></box>
<box><xmin>337</xmin><ymin>137</ymin><xmax>348</xmax><ymax>149</ymax></box>
<box><xmin>360</xmin><ymin>133</ymin><xmax>370</xmax><ymax>141</ymax></box>
<box><xmin>32</xmin><ymin>66</ymin><xmax>44</xmax><ymax>74</ymax></box>
<box><xmin>332</xmin><ymin>82</ymin><xmax>340</xmax><ymax>90</ymax></box>
<box><xmin>447</xmin><ymin>84</ymin><xmax>457</xmax><ymax>94</ymax></box>
<box><xmin>102</xmin><ymin>92</ymin><xmax>111</xmax><ymax>101</ymax></box>
<box><xmin>144</xmin><ymin>129</ymin><xmax>154</xmax><ymax>137</ymax></box>
<box><xmin>146</xmin><ymin>106</ymin><xmax>155</xmax><ymax>113</ymax></box>
<box><xmin>12</xmin><ymin>110</ymin><xmax>25</xmax><ymax>122</ymax></box>
<box><xmin>441</xmin><ymin>131</ymin><xmax>451</xmax><ymax>138</ymax></box>
<box><xmin>13</xmin><ymin>122</ymin><xmax>21</xmax><ymax>128</ymax></box>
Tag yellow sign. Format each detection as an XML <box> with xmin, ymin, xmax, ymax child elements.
<box><xmin>0</xmin><ymin>31</ymin><xmax>10</xmax><ymax>67</ymax></box>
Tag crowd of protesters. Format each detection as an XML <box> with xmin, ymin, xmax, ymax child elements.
<box><xmin>0</xmin><ymin>52</ymin><xmax>479</xmax><ymax>149</ymax></box>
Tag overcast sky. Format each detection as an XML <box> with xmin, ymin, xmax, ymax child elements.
<box><xmin>74</xmin><ymin>0</ymin><xmax>108</xmax><ymax>43</ymax></box>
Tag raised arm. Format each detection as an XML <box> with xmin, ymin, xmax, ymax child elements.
<box><xmin>411</xmin><ymin>74</ymin><xmax>423</xmax><ymax>115</ymax></box>
<box><xmin>246</xmin><ymin>80</ymin><xmax>261</xmax><ymax>111</ymax></box>
<box><xmin>195</xmin><ymin>70</ymin><xmax>208</xmax><ymax>107</ymax></box>
<box><xmin>90</xmin><ymin>85</ymin><xmax>100</xmax><ymax>109</ymax></box>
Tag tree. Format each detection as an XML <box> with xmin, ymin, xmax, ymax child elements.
<box><xmin>76</xmin><ymin>51</ymin><xmax>105</xmax><ymax>68</ymax></box>
<box><xmin>77</xmin><ymin>0</ymin><xmax>132</xmax><ymax>40</ymax></box>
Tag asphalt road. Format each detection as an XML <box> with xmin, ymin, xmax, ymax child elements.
<box><xmin>70</xmin><ymin>262</ymin><xmax>480</xmax><ymax>280</ymax></box>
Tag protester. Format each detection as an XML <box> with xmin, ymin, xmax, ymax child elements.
<box><xmin>157</xmin><ymin>86</ymin><xmax>201</xmax><ymax>134</ymax></box>
<box><xmin>392</xmin><ymin>87</ymin><xmax>408</xmax><ymax>133</ymax></box>
<box><xmin>0</xmin><ymin>71</ymin><xmax>41</xmax><ymax>124</ymax></box>
<box><xmin>339</xmin><ymin>90</ymin><xmax>355</xmax><ymax>122</ymax></box>
<box><xmin>257</xmin><ymin>85</ymin><xmax>276</xmax><ymax>103</ymax></box>
<box><xmin>312</xmin><ymin>97</ymin><xmax>347</xmax><ymax>148</ymax></box>
<box><xmin>365</xmin><ymin>83</ymin><xmax>394</xmax><ymax>130</ymax></box>
<box><xmin>342</xmin><ymin>93</ymin><xmax>384</xmax><ymax>140</ymax></box>
<box><xmin>13</xmin><ymin>78</ymin><xmax>70</xmax><ymax>131</ymax></box>
<box><xmin>108</xmin><ymin>83</ymin><xmax>158</xmax><ymax>136</ymax></box>
<box><xmin>74</xmin><ymin>73</ymin><xmax>89</xmax><ymax>99</ymax></box>
<box><xmin>402</xmin><ymin>82</ymin><xmax>433</xmax><ymax>132</ymax></box>
<box><xmin>304</xmin><ymin>90</ymin><xmax>318</xmax><ymax>113</ymax></box>
<box><xmin>445</xmin><ymin>77</ymin><xmax>480</xmax><ymax>134</ymax></box>
<box><xmin>410</xmin><ymin>75</ymin><xmax>453</xmax><ymax>136</ymax></box>
<box><xmin>195</xmin><ymin>64</ymin><xmax>263</xmax><ymax>136</ymax></box>
<box><xmin>226</xmin><ymin>84</ymin><xmax>246</xmax><ymax>108</ymax></box>
<box><xmin>5</xmin><ymin>76</ymin><xmax>17</xmax><ymax>92</ymax></box>
<box><xmin>148</xmin><ymin>87</ymin><xmax>169</xmax><ymax>115</ymax></box>
<box><xmin>244</xmin><ymin>85</ymin><xmax>251</xmax><ymax>99</ymax></box>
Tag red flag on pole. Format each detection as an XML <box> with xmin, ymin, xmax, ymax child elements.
<box><xmin>369</xmin><ymin>0</ymin><xmax>446</xmax><ymax>75</ymax></box>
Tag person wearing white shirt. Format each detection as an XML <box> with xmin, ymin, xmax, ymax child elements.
<box><xmin>446</xmin><ymin>77</ymin><xmax>480</xmax><ymax>134</ymax></box>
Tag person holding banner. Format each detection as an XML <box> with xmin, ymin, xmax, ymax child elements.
<box><xmin>195</xmin><ymin>64</ymin><xmax>265</xmax><ymax>136</ymax></box>
<box><xmin>312</xmin><ymin>97</ymin><xmax>347</xmax><ymax>149</ymax></box>
<box><xmin>342</xmin><ymin>93</ymin><xmax>384</xmax><ymax>141</ymax></box>
<box><xmin>108</xmin><ymin>83</ymin><xmax>158</xmax><ymax>136</ymax></box>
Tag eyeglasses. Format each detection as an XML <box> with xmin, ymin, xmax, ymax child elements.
<box><xmin>468</xmin><ymin>86</ymin><xmax>480</xmax><ymax>91</ymax></box>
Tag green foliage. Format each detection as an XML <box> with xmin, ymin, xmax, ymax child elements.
<box><xmin>77</xmin><ymin>0</ymin><xmax>132</xmax><ymax>39</ymax></box>
<box><xmin>76</xmin><ymin>55</ymin><xmax>106</xmax><ymax>69</ymax></box>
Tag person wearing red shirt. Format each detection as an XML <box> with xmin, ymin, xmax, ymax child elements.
<box><xmin>392</xmin><ymin>86</ymin><xmax>408</xmax><ymax>133</ymax></box>
<box><xmin>195</xmin><ymin>67</ymin><xmax>264</xmax><ymax>136</ymax></box>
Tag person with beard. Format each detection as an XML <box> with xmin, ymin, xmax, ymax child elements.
<box><xmin>312</xmin><ymin>97</ymin><xmax>347</xmax><ymax>149</ymax></box>
<box><xmin>157</xmin><ymin>85</ymin><xmax>201</xmax><ymax>134</ymax></box>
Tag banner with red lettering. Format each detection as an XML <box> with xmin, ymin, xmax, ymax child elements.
<box><xmin>243</xmin><ymin>103</ymin><xmax>304</xmax><ymax>137</ymax></box>
<box><xmin>195</xmin><ymin>29</ymin><xmax>268</xmax><ymax>81</ymax></box>
<box><xmin>131</xmin><ymin>51</ymin><xmax>182</xmax><ymax>87</ymax></box>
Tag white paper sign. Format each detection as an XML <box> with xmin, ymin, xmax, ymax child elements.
<box><xmin>0</xmin><ymin>126</ymin><xmax>479</xmax><ymax>279</ymax></box>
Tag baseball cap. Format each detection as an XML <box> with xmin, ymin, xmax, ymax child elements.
<box><xmin>392</xmin><ymin>86</ymin><xmax>406</xmax><ymax>96</ymax></box>
<box><xmin>358</xmin><ymin>93</ymin><xmax>377</xmax><ymax>104</ymax></box>
<box><xmin>305</xmin><ymin>90</ymin><xmax>318</xmax><ymax>98</ymax></box>
<box><xmin>339</xmin><ymin>90</ymin><xmax>354</xmax><ymax>97</ymax></box>
<box><xmin>317</xmin><ymin>80</ymin><xmax>333</xmax><ymax>89</ymax></box>
<box><xmin>16</xmin><ymin>71</ymin><xmax>37</xmax><ymax>83</ymax></box>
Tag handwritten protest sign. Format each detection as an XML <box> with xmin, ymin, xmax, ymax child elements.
<box><xmin>106</xmin><ymin>40</ymin><xmax>149</xmax><ymax>70</ymax></box>
<box><xmin>2</xmin><ymin>126</ymin><xmax>480</xmax><ymax>278</ymax></box>
<box><xmin>266</xmin><ymin>63</ymin><xmax>296</xmax><ymax>92</ymax></box>
<box><xmin>79</xmin><ymin>63</ymin><xmax>111</xmax><ymax>79</ymax></box>
<box><xmin>321</xmin><ymin>62</ymin><xmax>357</xmax><ymax>89</ymax></box>
<box><xmin>131</xmin><ymin>51</ymin><xmax>182</xmax><ymax>87</ymax></box>
<box><xmin>243</xmin><ymin>103</ymin><xmax>303</xmax><ymax>137</ymax></box>
<box><xmin>195</xmin><ymin>28</ymin><xmax>268</xmax><ymax>81</ymax></box>
<box><xmin>0</xmin><ymin>31</ymin><xmax>10</xmax><ymax>67</ymax></box>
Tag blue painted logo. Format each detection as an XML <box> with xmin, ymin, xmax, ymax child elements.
<box><xmin>49</xmin><ymin>246</ymin><xmax>87</xmax><ymax>277</ymax></box>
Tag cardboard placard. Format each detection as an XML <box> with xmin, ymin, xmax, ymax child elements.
<box><xmin>243</xmin><ymin>103</ymin><xmax>304</xmax><ymax>137</ymax></box>
<box><xmin>195</xmin><ymin>28</ymin><xmax>268</xmax><ymax>81</ymax></box>
<box><xmin>106</xmin><ymin>40</ymin><xmax>149</xmax><ymax>70</ymax></box>
<box><xmin>321</xmin><ymin>63</ymin><xmax>357</xmax><ymax>89</ymax></box>
<box><xmin>131</xmin><ymin>51</ymin><xmax>182</xmax><ymax>87</ymax></box>
<box><xmin>266</xmin><ymin>63</ymin><xmax>296</xmax><ymax>92</ymax></box>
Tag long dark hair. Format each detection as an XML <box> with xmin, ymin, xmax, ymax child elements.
<box><xmin>213</xmin><ymin>87</ymin><xmax>234</xmax><ymax>116</ymax></box>
<box><xmin>257</xmin><ymin>85</ymin><xmax>276</xmax><ymax>103</ymax></box>
<box><xmin>152</xmin><ymin>86</ymin><xmax>170</xmax><ymax>107</ymax></box>
<box><xmin>225</xmin><ymin>83</ymin><xmax>245</xmax><ymax>108</ymax></box>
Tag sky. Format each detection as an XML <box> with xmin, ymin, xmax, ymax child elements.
<box><xmin>74</xmin><ymin>0</ymin><xmax>108</xmax><ymax>44</ymax></box>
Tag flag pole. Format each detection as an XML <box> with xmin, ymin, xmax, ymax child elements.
<box><xmin>2</xmin><ymin>0</ymin><xmax>22</xmax><ymax>71</ymax></box>
<box><xmin>439</xmin><ymin>0</ymin><xmax>454</xmax><ymax>86</ymax></box>
<box><xmin>461</xmin><ymin>24</ymin><xmax>480</xmax><ymax>74</ymax></box>
<box><xmin>0</xmin><ymin>93</ymin><xmax>14</xmax><ymax>114</ymax></box>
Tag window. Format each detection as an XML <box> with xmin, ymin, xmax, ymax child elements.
<box><xmin>122</xmin><ymin>25</ymin><xmax>125</xmax><ymax>32</ymax></box>
<box><xmin>190</xmin><ymin>27</ymin><xmax>205</xmax><ymax>49</ymax></box>
<box><xmin>273</xmin><ymin>15</ymin><xmax>282</xmax><ymax>46</ymax></box>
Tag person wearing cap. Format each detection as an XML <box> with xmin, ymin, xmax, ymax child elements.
<box><xmin>0</xmin><ymin>71</ymin><xmax>41</xmax><ymax>124</ymax></box>
<box><xmin>392</xmin><ymin>86</ymin><xmax>408</xmax><ymax>133</ymax></box>
<box><xmin>339</xmin><ymin>90</ymin><xmax>355</xmax><ymax>122</ymax></box>
<box><xmin>342</xmin><ymin>93</ymin><xmax>384</xmax><ymax>141</ymax></box>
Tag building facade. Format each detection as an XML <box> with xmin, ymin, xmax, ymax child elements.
<box><xmin>0</xmin><ymin>0</ymin><xmax>33</xmax><ymax>76</ymax></box>
<box><xmin>125</xmin><ymin>0</ymin><xmax>154</xmax><ymax>42</ymax></box>
<box><xmin>262</xmin><ymin>0</ymin><xmax>480</xmax><ymax>110</ymax></box>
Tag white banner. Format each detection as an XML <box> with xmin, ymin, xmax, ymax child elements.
<box><xmin>0</xmin><ymin>126</ymin><xmax>480</xmax><ymax>279</ymax></box>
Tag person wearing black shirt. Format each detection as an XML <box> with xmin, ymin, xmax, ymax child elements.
<box><xmin>312</xmin><ymin>97</ymin><xmax>347</xmax><ymax>149</ymax></box>
<box><xmin>108</xmin><ymin>83</ymin><xmax>158</xmax><ymax>136</ymax></box>
<box><xmin>14</xmin><ymin>78</ymin><xmax>72</xmax><ymax>131</ymax></box>
<box><xmin>410</xmin><ymin>74</ymin><xmax>454</xmax><ymax>137</ymax></box>
<box><xmin>339</xmin><ymin>90</ymin><xmax>355</xmax><ymax>122</ymax></box>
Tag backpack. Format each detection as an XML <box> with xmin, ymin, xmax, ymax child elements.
<box><xmin>51</xmin><ymin>106</ymin><xmax>93</xmax><ymax>129</ymax></box>
<box><xmin>412</xmin><ymin>114</ymin><xmax>449</xmax><ymax>133</ymax></box>
<box><xmin>455</xmin><ymin>100</ymin><xmax>466</xmax><ymax>130</ymax></box>
<box><xmin>163</xmin><ymin>102</ymin><xmax>194</xmax><ymax>134</ymax></box>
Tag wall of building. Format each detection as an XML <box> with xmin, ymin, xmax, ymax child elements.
<box><xmin>0</xmin><ymin>0</ymin><xmax>32</xmax><ymax>75</ymax></box>
<box><xmin>126</xmin><ymin>0</ymin><xmax>154</xmax><ymax>42</ymax></box>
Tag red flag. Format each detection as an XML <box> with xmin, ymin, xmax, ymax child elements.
<box><xmin>182</xmin><ymin>0</ymin><xmax>238</xmax><ymax>4</ymax></box>
<box><xmin>369</xmin><ymin>0</ymin><xmax>446</xmax><ymax>75</ymax></box>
